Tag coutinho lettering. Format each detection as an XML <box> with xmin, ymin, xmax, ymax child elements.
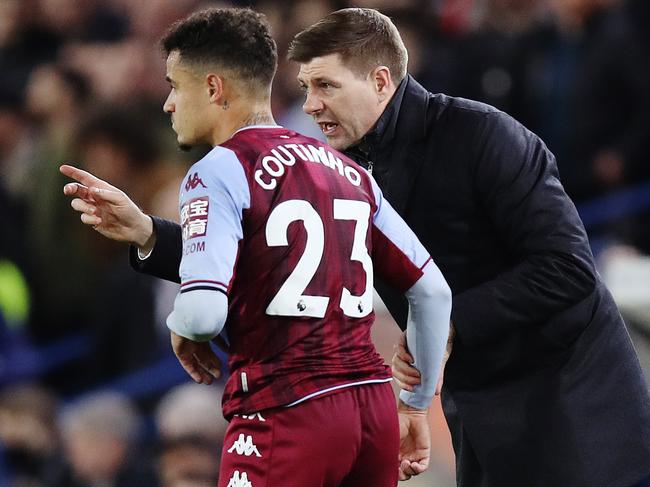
<box><xmin>254</xmin><ymin>143</ymin><xmax>362</xmax><ymax>190</ymax></box>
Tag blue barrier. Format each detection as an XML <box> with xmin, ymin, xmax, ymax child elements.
<box><xmin>577</xmin><ymin>180</ymin><xmax>650</xmax><ymax>228</ymax></box>
<box><xmin>81</xmin><ymin>345</ymin><xmax>229</xmax><ymax>401</ymax></box>
<box><xmin>0</xmin><ymin>331</ymin><xmax>91</xmax><ymax>385</ymax></box>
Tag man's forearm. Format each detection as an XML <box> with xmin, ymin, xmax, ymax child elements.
<box><xmin>451</xmin><ymin>251</ymin><xmax>596</xmax><ymax>348</ymax></box>
<box><xmin>129</xmin><ymin>217</ymin><xmax>183</xmax><ymax>284</ymax></box>
<box><xmin>134</xmin><ymin>214</ymin><xmax>155</xmax><ymax>251</ymax></box>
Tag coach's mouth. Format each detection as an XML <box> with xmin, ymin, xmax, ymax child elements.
<box><xmin>318</xmin><ymin>122</ymin><xmax>339</xmax><ymax>136</ymax></box>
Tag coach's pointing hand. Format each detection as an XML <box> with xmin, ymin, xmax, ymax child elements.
<box><xmin>60</xmin><ymin>164</ymin><xmax>155</xmax><ymax>252</ymax></box>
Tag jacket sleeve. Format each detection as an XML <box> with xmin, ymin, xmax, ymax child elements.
<box><xmin>128</xmin><ymin>216</ymin><xmax>182</xmax><ymax>284</ymax></box>
<box><xmin>451</xmin><ymin>112</ymin><xmax>597</xmax><ymax>347</ymax></box>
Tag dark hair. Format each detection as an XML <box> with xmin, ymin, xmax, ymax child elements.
<box><xmin>288</xmin><ymin>8</ymin><xmax>408</xmax><ymax>82</ymax></box>
<box><xmin>161</xmin><ymin>7</ymin><xmax>277</xmax><ymax>93</ymax></box>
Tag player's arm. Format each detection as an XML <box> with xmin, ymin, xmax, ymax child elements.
<box><xmin>165</xmin><ymin>150</ymin><xmax>249</xmax><ymax>381</ymax></box>
<box><xmin>397</xmin><ymin>265</ymin><xmax>450</xmax><ymax>480</ymax></box>
<box><xmin>369</xmin><ymin>176</ymin><xmax>451</xmax><ymax>480</ymax></box>
<box><xmin>370</xmin><ymin>176</ymin><xmax>451</xmax><ymax>409</ymax></box>
<box><xmin>167</xmin><ymin>290</ymin><xmax>228</xmax><ymax>342</ymax></box>
<box><xmin>399</xmin><ymin>259</ymin><xmax>452</xmax><ymax>408</ymax></box>
<box><xmin>393</xmin><ymin>323</ymin><xmax>454</xmax><ymax>395</ymax></box>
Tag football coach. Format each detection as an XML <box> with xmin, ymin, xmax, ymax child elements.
<box><xmin>288</xmin><ymin>7</ymin><xmax>650</xmax><ymax>487</ymax></box>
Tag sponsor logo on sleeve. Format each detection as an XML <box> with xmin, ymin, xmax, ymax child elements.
<box><xmin>181</xmin><ymin>196</ymin><xmax>209</xmax><ymax>240</ymax></box>
<box><xmin>185</xmin><ymin>172</ymin><xmax>207</xmax><ymax>191</ymax></box>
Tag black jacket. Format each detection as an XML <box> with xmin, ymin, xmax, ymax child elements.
<box><xmin>131</xmin><ymin>76</ymin><xmax>650</xmax><ymax>487</ymax></box>
<box><xmin>354</xmin><ymin>76</ymin><xmax>650</xmax><ymax>487</ymax></box>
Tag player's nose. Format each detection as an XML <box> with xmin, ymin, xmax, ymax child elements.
<box><xmin>163</xmin><ymin>94</ymin><xmax>175</xmax><ymax>113</ymax></box>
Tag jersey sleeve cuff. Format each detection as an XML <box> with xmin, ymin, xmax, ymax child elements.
<box><xmin>180</xmin><ymin>280</ymin><xmax>228</xmax><ymax>295</ymax></box>
<box><xmin>399</xmin><ymin>389</ymin><xmax>432</xmax><ymax>410</ymax></box>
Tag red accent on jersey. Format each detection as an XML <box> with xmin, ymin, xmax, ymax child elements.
<box><xmin>372</xmin><ymin>226</ymin><xmax>425</xmax><ymax>292</ymax></box>
<box><xmin>185</xmin><ymin>172</ymin><xmax>207</xmax><ymax>191</ymax></box>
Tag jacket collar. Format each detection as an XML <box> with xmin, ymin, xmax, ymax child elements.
<box><xmin>364</xmin><ymin>74</ymin><xmax>408</xmax><ymax>150</ymax></box>
<box><xmin>345</xmin><ymin>74</ymin><xmax>430</xmax><ymax>215</ymax></box>
<box><xmin>346</xmin><ymin>74</ymin><xmax>428</xmax><ymax>166</ymax></box>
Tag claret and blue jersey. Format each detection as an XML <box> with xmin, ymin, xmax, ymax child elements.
<box><xmin>174</xmin><ymin>125</ymin><xmax>433</xmax><ymax>419</ymax></box>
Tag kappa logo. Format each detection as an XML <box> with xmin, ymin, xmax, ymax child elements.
<box><xmin>227</xmin><ymin>434</ymin><xmax>262</xmax><ymax>457</ymax></box>
<box><xmin>241</xmin><ymin>413</ymin><xmax>266</xmax><ymax>422</ymax></box>
<box><xmin>185</xmin><ymin>172</ymin><xmax>207</xmax><ymax>191</ymax></box>
<box><xmin>226</xmin><ymin>470</ymin><xmax>253</xmax><ymax>487</ymax></box>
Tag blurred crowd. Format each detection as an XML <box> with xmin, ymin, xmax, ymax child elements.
<box><xmin>0</xmin><ymin>0</ymin><xmax>649</xmax><ymax>486</ymax></box>
<box><xmin>0</xmin><ymin>382</ymin><xmax>227</xmax><ymax>487</ymax></box>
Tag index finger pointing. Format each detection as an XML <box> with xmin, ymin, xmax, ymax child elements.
<box><xmin>60</xmin><ymin>165</ymin><xmax>114</xmax><ymax>191</ymax></box>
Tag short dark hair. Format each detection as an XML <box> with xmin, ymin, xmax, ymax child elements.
<box><xmin>288</xmin><ymin>8</ymin><xmax>408</xmax><ymax>83</ymax></box>
<box><xmin>161</xmin><ymin>7</ymin><xmax>277</xmax><ymax>93</ymax></box>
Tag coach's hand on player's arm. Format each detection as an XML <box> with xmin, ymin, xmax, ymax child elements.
<box><xmin>398</xmin><ymin>400</ymin><xmax>431</xmax><ymax>481</ymax></box>
<box><xmin>60</xmin><ymin>164</ymin><xmax>156</xmax><ymax>252</ymax></box>
<box><xmin>171</xmin><ymin>331</ymin><xmax>222</xmax><ymax>385</ymax></box>
<box><xmin>392</xmin><ymin>324</ymin><xmax>455</xmax><ymax>395</ymax></box>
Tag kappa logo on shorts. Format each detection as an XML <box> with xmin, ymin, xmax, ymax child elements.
<box><xmin>185</xmin><ymin>172</ymin><xmax>207</xmax><ymax>191</ymax></box>
<box><xmin>227</xmin><ymin>434</ymin><xmax>262</xmax><ymax>457</ymax></box>
<box><xmin>237</xmin><ymin>412</ymin><xmax>266</xmax><ymax>422</ymax></box>
<box><xmin>226</xmin><ymin>470</ymin><xmax>253</xmax><ymax>487</ymax></box>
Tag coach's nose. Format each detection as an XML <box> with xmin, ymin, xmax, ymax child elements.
<box><xmin>302</xmin><ymin>91</ymin><xmax>324</xmax><ymax>116</ymax></box>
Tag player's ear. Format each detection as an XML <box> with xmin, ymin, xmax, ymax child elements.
<box><xmin>206</xmin><ymin>74</ymin><xmax>224</xmax><ymax>104</ymax></box>
<box><xmin>372</xmin><ymin>66</ymin><xmax>392</xmax><ymax>103</ymax></box>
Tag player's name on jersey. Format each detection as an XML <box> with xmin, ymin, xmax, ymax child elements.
<box><xmin>253</xmin><ymin>143</ymin><xmax>362</xmax><ymax>190</ymax></box>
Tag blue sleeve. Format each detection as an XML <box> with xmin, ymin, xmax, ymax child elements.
<box><xmin>370</xmin><ymin>174</ymin><xmax>452</xmax><ymax>409</ymax></box>
<box><xmin>166</xmin><ymin>147</ymin><xmax>250</xmax><ymax>341</ymax></box>
<box><xmin>399</xmin><ymin>262</ymin><xmax>452</xmax><ymax>409</ymax></box>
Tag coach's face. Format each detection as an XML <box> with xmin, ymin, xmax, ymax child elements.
<box><xmin>298</xmin><ymin>54</ymin><xmax>392</xmax><ymax>151</ymax></box>
<box><xmin>163</xmin><ymin>50</ymin><xmax>212</xmax><ymax>150</ymax></box>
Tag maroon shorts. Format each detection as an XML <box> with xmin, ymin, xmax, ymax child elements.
<box><xmin>218</xmin><ymin>381</ymin><xmax>399</xmax><ymax>487</ymax></box>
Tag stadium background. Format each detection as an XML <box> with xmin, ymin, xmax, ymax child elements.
<box><xmin>0</xmin><ymin>0</ymin><xmax>649</xmax><ymax>485</ymax></box>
